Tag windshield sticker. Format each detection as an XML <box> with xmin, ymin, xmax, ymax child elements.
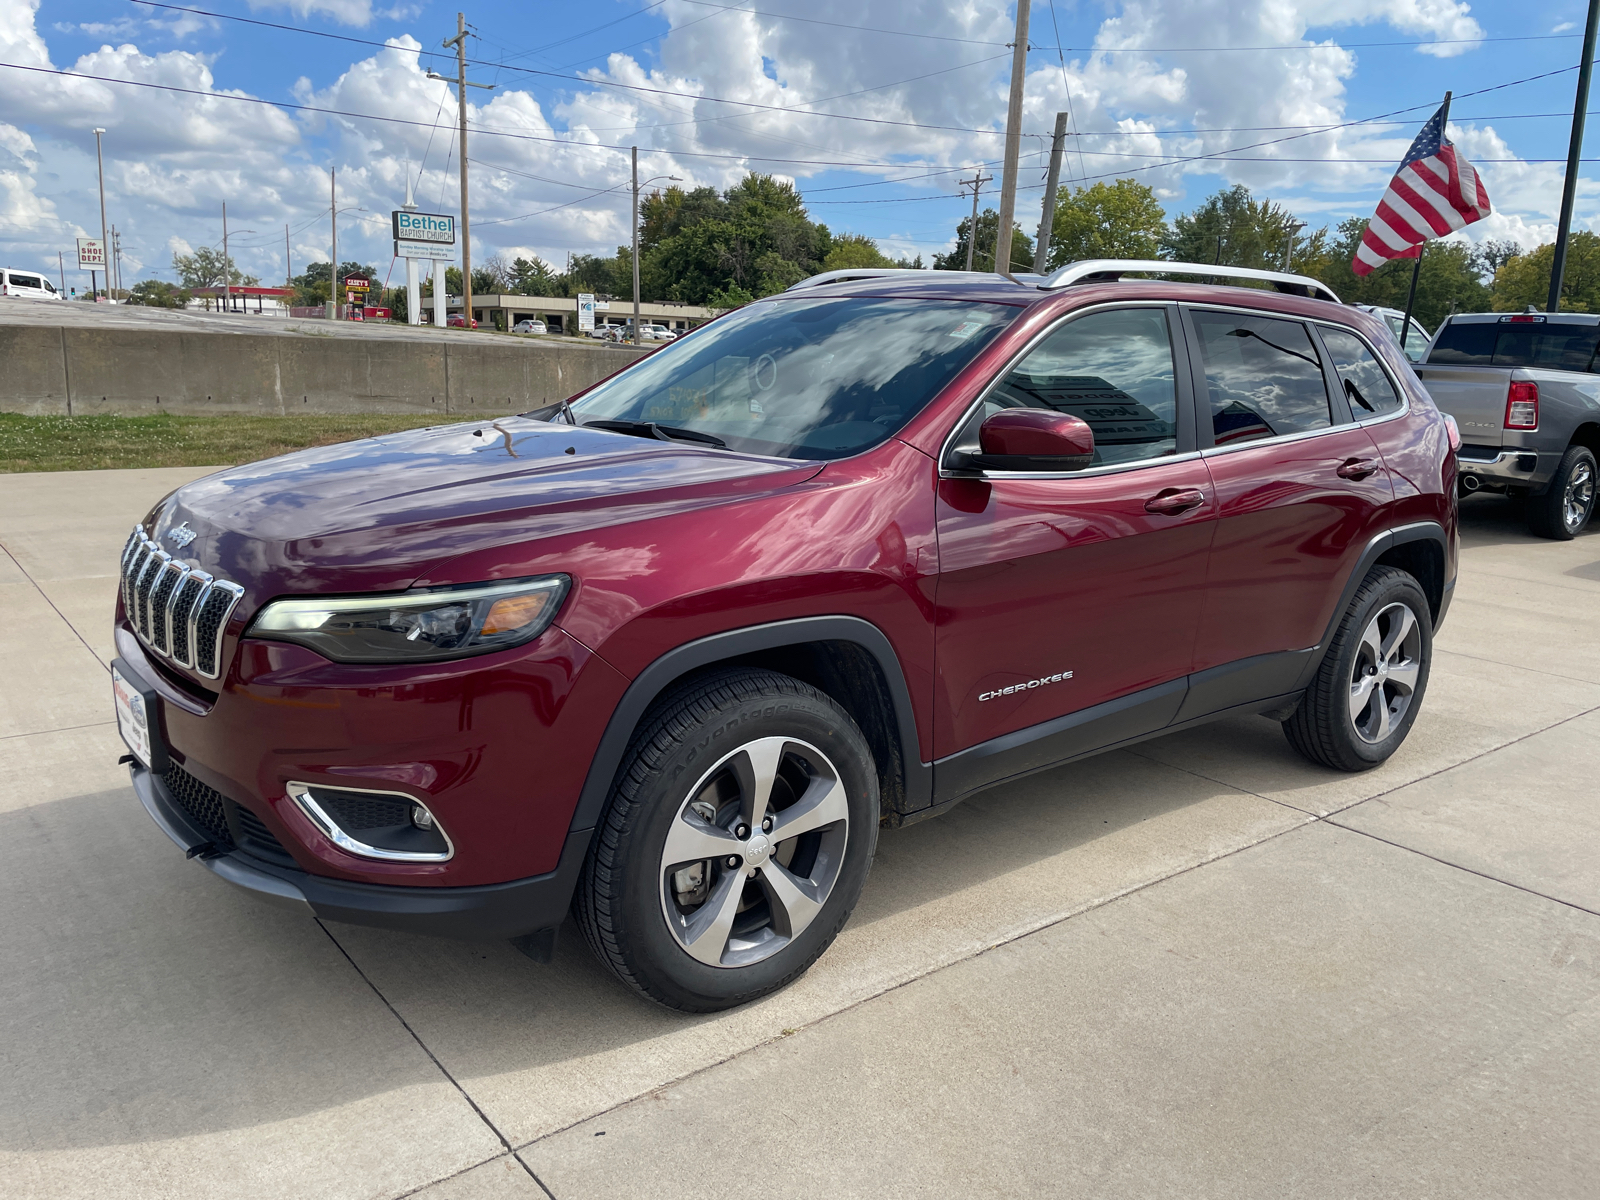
<box><xmin>948</xmin><ymin>319</ymin><xmax>988</xmax><ymax>341</ymax></box>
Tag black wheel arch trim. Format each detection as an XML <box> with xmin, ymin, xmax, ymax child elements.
<box><xmin>1293</xmin><ymin>520</ymin><xmax>1450</xmax><ymax>692</ymax></box>
<box><xmin>568</xmin><ymin>615</ymin><xmax>933</xmax><ymax>838</ymax></box>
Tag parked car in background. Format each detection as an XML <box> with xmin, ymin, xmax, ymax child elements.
<box><xmin>1414</xmin><ymin>310</ymin><xmax>1600</xmax><ymax>538</ymax></box>
<box><xmin>1</xmin><ymin>268</ymin><xmax>64</xmax><ymax>300</ymax></box>
<box><xmin>447</xmin><ymin>313</ymin><xmax>478</xmax><ymax>329</ymax></box>
<box><xmin>114</xmin><ymin>260</ymin><xmax>1456</xmax><ymax>1012</ymax></box>
<box><xmin>513</xmin><ymin>319</ymin><xmax>547</xmax><ymax>335</ymax></box>
<box><xmin>1353</xmin><ymin>304</ymin><xmax>1432</xmax><ymax>362</ymax></box>
<box><xmin>643</xmin><ymin>324</ymin><xmax>678</xmax><ymax>340</ymax></box>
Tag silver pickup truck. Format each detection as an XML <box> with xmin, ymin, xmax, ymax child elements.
<box><xmin>1413</xmin><ymin>312</ymin><xmax>1600</xmax><ymax>539</ymax></box>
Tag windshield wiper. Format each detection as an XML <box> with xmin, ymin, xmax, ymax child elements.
<box><xmin>583</xmin><ymin>418</ymin><xmax>726</xmax><ymax>448</ymax></box>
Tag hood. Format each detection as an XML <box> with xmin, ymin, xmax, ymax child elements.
<box><xmin>146</xmin><ymin>417</ymin><xmax>821</xmax><ymax>607</ymax></box>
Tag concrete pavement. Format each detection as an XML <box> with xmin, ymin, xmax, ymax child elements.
<box><xmin>1</xmin><ymin>471</ymin><xmax>1596</xmax><ymax>1199</ymax></box>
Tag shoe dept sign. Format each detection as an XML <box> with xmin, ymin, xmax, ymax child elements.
<box><xmin>393</xmin><ymin>211</ymin><xmax>456</xmax><ymax>261</ymax></box>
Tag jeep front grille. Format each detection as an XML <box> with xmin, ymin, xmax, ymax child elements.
<box><xmin>119</xmin><ymin>527</ymin><xmax>244</xmax><ymax>679</ymax></box>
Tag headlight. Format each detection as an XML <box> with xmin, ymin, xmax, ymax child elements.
<box><xmin>248</xmin><ymin>575</ymin><xmax>570</xmax><ymax>663</ymax></box>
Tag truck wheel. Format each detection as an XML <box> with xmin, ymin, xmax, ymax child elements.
<box><xmin>1526</xmin><ymin>445</ymin><xmax>1597</xmax><ymax>540</ymax></box>
<box><xmin>1283</xmin><ymin>566</ymin><xmax>1432</xmax><ymax>772</ymax></box>
<box><xmin>574</xmin><ymin>669</ymin><xmax>878</xmax><ymax>1011</ymax></box>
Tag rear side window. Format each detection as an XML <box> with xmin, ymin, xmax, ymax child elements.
<box><xmin>9</xmin><ymin>274</ymin><xmax>43</xmax><ymax>290</ymax></box>
<box><xmin>1190</xmin><ymin>311</ymin><xmax>1331</xmax><ymax>446</ymax></box>
<box><xmin>1318</xmin><ymin>327</ymin><xmax>1403</xmax><ymax>418</ymax></box>
<box><xmin>1429</xmin><ymin>321</ymin><xmax>1600</xmax><ymax>371</ymax></box>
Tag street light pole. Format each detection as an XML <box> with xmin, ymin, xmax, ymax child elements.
<box><xmin>1549</xmin><ymin>0</ymin><xmax>1600</xmax><ymax>311</ymax></box>
<box><xmin>223</xmin><ymin>201</ymin><xmax>230</xmax><ymax>312</ymax></box>
<box><xmin>1284</xmin><ymin>220</ymin><xmax>1306</xmax><ymax>271</ymax></box>
<box><xmin>93</xmin><ymin>127</ymin><xmax>108</xmax><ymax>300</ymax></box>
<box><xmin>330</xmin><ymin>168</ymin><xmax>338</xmax><ymax>319</ymax></box>
<box><xmin>630</xmin><ymin>154</ymin><xmax>681</xmax><ymax>345</ymax></box>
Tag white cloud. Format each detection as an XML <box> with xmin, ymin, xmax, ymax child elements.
<box><xmin>0</xmin><ymin>0</ymin><xmax>1584</xmax><ymax>279</ymax></box>
<box><xmin>1553</xmin><ymin>21</ymin><xmax>1577</xmax><ymax>33</ymax></box>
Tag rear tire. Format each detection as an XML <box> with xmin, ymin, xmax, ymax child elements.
<box><xmin>1283</xmin><ymin>566</ymin><xmax>1432</xmax><ymax>772</ymax></box>
<box><xmin>1526</xmin><ymin>445</ymin><xmax>1597</xmax><ymax>540</ymax></box>
<box><xmin>574</xmin><ymin>668</ymin><xmax>878</xmax><ymax>1012</ymax></box>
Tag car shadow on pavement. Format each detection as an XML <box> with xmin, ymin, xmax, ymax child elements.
<box><xmin>1</xmin><ymin>741</ymin><xmax>1291</xmax><ymax>1151</ymax></box>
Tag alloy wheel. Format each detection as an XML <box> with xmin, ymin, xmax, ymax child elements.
<box><xmin>658</xmin><ymin>736</ymin><xmax>850</xmax><ymax>969</ymax></box>
<box><xmin>1348</xmin><ymin>601</ymin><xmax>1423</xmax><ymax>744</ymax></box>
<box><xmin>1563</xmin><ymin>459</ymin><xmax>1595</xmax><ymax>533</ymax></box>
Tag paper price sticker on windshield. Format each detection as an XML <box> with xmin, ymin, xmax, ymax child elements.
<box><xmin>948</xmin><ymin>320</ymin><xmax>987</xmax><ymax>340</ymax></box>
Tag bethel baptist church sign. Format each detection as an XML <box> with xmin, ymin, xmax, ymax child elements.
<box><xmin>393</xmin><ymin>211</ymin><xmax>456</xmax><ymax>261</ymax></box>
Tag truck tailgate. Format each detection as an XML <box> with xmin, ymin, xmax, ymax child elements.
<box><xmin>1414</xmin><ymin>365</ymin><xmax>1511</xmax><ymax>447</ymax></box>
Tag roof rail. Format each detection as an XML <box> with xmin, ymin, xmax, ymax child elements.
<box><xmin>786</xmin><ymin>268</ymin><xmax>1043</xmax><ymax>292</ymax></box>
<box><xmin>1039</xmin><ymin>259</ymin><xmax>1341</xmax><ymax>303</ymax></box>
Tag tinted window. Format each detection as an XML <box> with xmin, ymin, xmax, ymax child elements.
<box><xmin>9</xmin><ymin>274</ymin><xmax>43</xmax><ymax>290</ymax></box>
<box><xmin>1319</xmin><ymin>327</ymin><xmax>1403</xmax><ymax>418</ymax></box>
<box><xmin>1429</xmin><ymin>320</ymin><xmax>1600</xmax><ymax>371</ymax></box>
<box><xmin>977</xmin><ymin>307</ymin><xmax>1178</xmax><ymax>466</ymax></box>
<box><xmin>1191</xmin><ymin>311</ymin><xmax>1331</xmax><ymax>445</ymax></box>
<box><xmin>570</xmin><ymin>297</ymin><xmax>1015</xmax><ymax>460</ymax></box>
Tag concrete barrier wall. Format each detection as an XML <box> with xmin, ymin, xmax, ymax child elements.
<box><xmin>0</xmin><ymin>324</ymin><xmax>650</xmax><ymax>417</ymax></box>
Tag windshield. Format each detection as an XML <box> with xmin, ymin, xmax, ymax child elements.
<box><xmin>565</xmin><ymin>296</ymin><xmax>1016</xmax><ymax>459</ymax></box>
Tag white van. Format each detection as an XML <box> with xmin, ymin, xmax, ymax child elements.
<box><xmin>1</xmin><ymin>268</ymin><xmax>64</xmax><ymax>301</ymax></box>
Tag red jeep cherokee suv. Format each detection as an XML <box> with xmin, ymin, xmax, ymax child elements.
<box><xmin>113</xmin><ymin>261</ymin><xmax>1458</xmax><ymax>1011</ymax></box>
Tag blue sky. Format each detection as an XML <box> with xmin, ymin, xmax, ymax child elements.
<box><xmin>3</xmin><ymin>0</ymin><xmax>1596</xmax><ymax>288</ymax></box>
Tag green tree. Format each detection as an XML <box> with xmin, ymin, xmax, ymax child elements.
<box><xmin>509</xmin><ymin>255</ymin><xmax>564</xmax><ymax>296</ymax></box>
<box><xmin>933</xmin><ymin>208</ymin><xmax>1034</xmax><ymax>273</ymax></box>
<box><xmin>1473</xmin><ymin>238</ymin><xmax>1522</xmax><ymax>281</ymax></box>
<box><xmin>126</xmin><ymin>279</ymin><xmax>191</xmax><ymax>308</ymax></box>
<box><xmin>1308</xmin><ymin>218</ymin><xmax>1489</xmax><ymax>325</ymax></box>
<box><xmin>290</xmin><ymin>260</ymin><xmax>376</xmax><ymax>307</ymax></box>
<box><xmin>822</xmin><ymin>233</ymin><xmax>895</xmax><ymax>272</ymax></box>
<box><xmin>173</xmin><ymin>245</ymin><xmax>258</xmax><ymax>290</ymax></box>
<box><xmin>1163</xmin><ymin>184</ymin><xmax>1316</xmax><ymax>270</ymax></box>
<box><xmin>1044</xmin><ymin>179</ymin><xmax>1168</xmax><ymax>270</ymax></box>
<box><xmin>1490</xmin><ymin>234</ymin><xmax>1600</xmax><ymax>313</ymax></box>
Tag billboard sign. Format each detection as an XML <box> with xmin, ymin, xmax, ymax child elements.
<box><xmin>345</xmin><ymin>277</ymin><xmax>370</xmax><ymax>291</ymax></box>
<box><xmin>76</xmin><ymin>237</ymin><xmax>106</xmax><ymax>269</ymax></box>
<box><xmin>393</xmin><ymin>210</ymin><xmax>457</xmax><ymax>261</ymax></box>
<box><xmin>577</xmin><ymin>293</ymin><xmax>596</xmax><ymax>332</ymax></box>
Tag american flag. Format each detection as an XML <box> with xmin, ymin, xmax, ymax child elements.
<box><xmin>1351</xmin><ymin>101</ymin><xmax>1492</xmax><ymax>277</ymax></box>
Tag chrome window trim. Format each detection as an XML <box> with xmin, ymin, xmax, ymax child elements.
<box><xmin>286</xmin><ymin>781</ymin><xmax>455</xmax><ymax>863</ymax></box>
<box><xmin>936</xmin><ymin>298</ymin><xmax>1189</xmax><ymax>481</ymax></box>
<box><xmin>1309</xmin><ymin>319</ymin><xmax>1415</xmax><ymax>431</ymax></box>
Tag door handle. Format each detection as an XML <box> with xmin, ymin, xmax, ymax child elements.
<box><xmin>1336</xmin><ymin>457</ymin><xmax>1380</xmax><ymax>481</ymax></box>
<box><xmin>1144</xmin><ymin>488</ymin><xmax>1207</xmax><ymax>516</ymax></box>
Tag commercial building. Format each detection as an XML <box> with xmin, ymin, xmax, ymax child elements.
<box><xmin>442</xmin><ymin>293</ymin><xmax>716</xmax><ymax>334</ymax></box>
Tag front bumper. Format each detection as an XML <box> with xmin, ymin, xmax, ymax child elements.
<box><xmin>132</xmin><ymin>763</ymin><xmax>589</xmax><ymax>942</ymax></box>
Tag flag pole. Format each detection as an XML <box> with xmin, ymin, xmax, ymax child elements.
<box><xmin>1549</xmin><ymin>0</ymin><xmax>1600</xmax><ymax>312</ymax></box>
<box><xmin>1400</xmin><ymin>91</ymin><xmax>1451</xmax><ymax>355</ymax></box>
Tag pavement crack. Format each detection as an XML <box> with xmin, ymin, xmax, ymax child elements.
<box><xmin>1433</xmin><ymin>644</ymin><xmax>1600</xmax><ymax>687</ymax></box>
<box><xmin>313</xmin><ymin>920</ymin><xmax>552</xmax><ymax>1196</ymax></box>
<box><xmin>1323</xmin><ymin>820</ymin><xmax>1600</xmax><ymax>919</ymax></box>
<box><xmin>0</xmin><ymin>539</ymin><xmax>109</xmax><ymax>671</ymax></box>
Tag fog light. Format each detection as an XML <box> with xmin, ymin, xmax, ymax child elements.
<box><xmin>411</xmin><ymin>805</ymin><xmax>435</xmax><ymax>829</ymax></box>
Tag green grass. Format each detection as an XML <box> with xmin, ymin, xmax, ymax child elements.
<box><xmin>0</xmin><ymin>412</ymin><xmax>473</xmax><ymax>473</ymax></box>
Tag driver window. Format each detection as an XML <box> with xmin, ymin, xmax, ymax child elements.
<box><xmin>957</xmin><ymin>307</ymin><xmax>1180</xmax><ymax>467</ymax></box>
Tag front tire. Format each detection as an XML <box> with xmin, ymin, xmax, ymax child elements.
<box><xmin>1283</xmin><ymin>566</ymin><xmax>1432</xmax><ymax>772</ymax></box>
<box><xmin>574</xmin><ymin>668</ymin><xmax>879</xmax><ymax>1011</ymax></box>
<box><xmin>1526</xmin><ymin>445</ymin><xmax>1597</xmax><ymax>540</ymax></box>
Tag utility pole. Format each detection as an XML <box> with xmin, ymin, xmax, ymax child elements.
<box><xmin>1550</xmin><ymin>0</ymin><xmax>1599</xmax><ymax>311</ymax></box>
<box><xmin>330</xmin><ymin>168</ymin><xmax>338</xmax><ymax>319</ymax></box>
<box><xmin>960</xmin><ymin>171</ymin><xmax>992</xmax><ymax>271</ymax></box>
<box><xmin>433</xmin><ymin>13</ymin><xmax>495</xmax><ymax>331</ymax></box>
<box><xmin>92</xmin><ymin>127</ymin><xmax>108</xmax><ymax>300</ymax></box>
<box><xmin>58</xmin><ymin>250</ymin><xmax>65</xmax><ymax>294</ymax></box>
<box><xmin>222</xmin><ymin>202</ymin><xmax>230</xmax><ymax>312</ymax></box>
<box><xmin>993</xmin><ymin>0</ymin><xmax>1031</xmax><ymax>278</ymax></box>
<box><xmin>285</xmin><ymin>224</ymin><xmax>291</xmax><ymax>289</ymax></box>
<box><xmin>1032</xmin><ymin>111</ymin><xmax>1068</xmax><ymax>275</ymax></box>
<box><xmin>632</xmin><ymin>146</ymin><xmax>641</xmax><ymax>345</ymax></box>
<box><xmin>112</xmin><ymin>226</ymin><xmax>123</xmax><ymax>299</ymax></box>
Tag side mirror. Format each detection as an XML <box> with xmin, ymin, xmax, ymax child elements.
<box><xmin>957</xmin><ymin>409</ymin><xmax>1095</xmax><ymax>472</ymax></box>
